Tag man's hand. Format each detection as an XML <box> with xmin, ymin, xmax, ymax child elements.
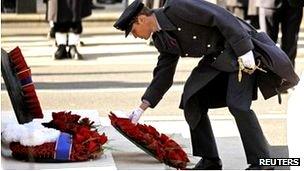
<box><xmin>237</xmin><ymin>50</ymin><xmax>257</xmax><ymax>82</ymax></box>
<box><xmin>238</xmin><ymin>50</ymin><xmax>255</xmax><ymax>69</ymax></box>
<box><xmin>128</xmin><ymin>108</ymin><xmax>144</xmax><ymax>124</ymax></box>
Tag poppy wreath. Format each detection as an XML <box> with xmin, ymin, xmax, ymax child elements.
<box><xmin>8</xmin><ymin>47</ymin><xmax>43</xmax><ymax>118</ymax></box>
<box><xmin>109</xmin><ymin>112</ymin><xmax>189</xmax><ymax>169</ymax></box>
<box><xmin>2</xmin><ymin>111</ymin><xmax>108</xmax><ymax>162</ymax></box>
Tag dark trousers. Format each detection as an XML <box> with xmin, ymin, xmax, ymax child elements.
<box><xmin>259</xmin><ymin>2</ymin><xmax>303</xmax><ymax>67</ymax></box>
<box><xmin>54</xmin><ymin>21</ymin><xmax>83</xmax><ymax>34</ymax></box>
<box><xmin>190</xmin><ymin>72</ymin><xmax>270</xmax><ymax>164</ymax></box>
<box><xmin>226</xmin><ymin>6</ymin><xmax>260</xmax><ymax>29</ymax></box>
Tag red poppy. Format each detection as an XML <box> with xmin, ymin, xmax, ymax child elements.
<box><xmin>88</xmin><ymin>141</ymin><xmax>99</xmax><ymax>153</ymax></box>
<box><xmin>98</xmin><ymin>133</ymin><xmax>108</xmax><ymax>145</ymax></box>
<box><xmin>74</xmin><ymin>134</ymin><xmax>86</xmax><ymax>143</ymax></box>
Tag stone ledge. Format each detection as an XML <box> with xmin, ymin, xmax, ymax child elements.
<box><xmin>1</xmin><ymin>12</ymin><xmax>120</xmax><ymax>23</ymax></box>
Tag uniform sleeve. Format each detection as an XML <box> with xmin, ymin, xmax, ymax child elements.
<box><xmin>141</xmin><ymin>52</ymin><xmax>179</xmax><ymax>108</ymax></box>
<box><xmin>170</xmin><ymin>0</ymin><xmax>254</xmax><ymax>57</ymax></box>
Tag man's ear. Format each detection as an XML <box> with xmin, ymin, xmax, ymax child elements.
<box><xmin>137</xmin><ymin>15</ymin><xmax>147</xmax><ymax>24</ymax></box>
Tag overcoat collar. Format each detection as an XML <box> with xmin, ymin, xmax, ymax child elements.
<box><xmin>153</xmin><ymin>8</ymin><xmax>177</xmax><ymax>31</ymax></box>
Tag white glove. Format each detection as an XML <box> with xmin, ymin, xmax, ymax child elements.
<box><xmin>128</xmin><ymin>108</ymin><xmax>144</xmax><ymax>124</ymax></box>
<box><xmin>238</xmin><ymin>50</ymin><xmax>255</xmax><ymax>69</ymax></box>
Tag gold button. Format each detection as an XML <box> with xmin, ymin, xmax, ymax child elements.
<box><xmin>193</xmin><ymin>36</ymin><xmax>197</xmax><ymax>39</ymax></box>
<box><xmin>221</xmin><ymin>51</ymin><xmax>224</xmax><ymax>54</ymax></box>
<box><xmin>185</xmin><ymin>53</ymin><xmax>189</xmax><ymax>56</ymax></box>
<box><xmin>178</xmin><ymin>28</ymin><xmax>182</xmax><ymax>31</ymax></box>
<box><xmin>207</xmin><ymin>44</ymin><xmax>211</xmax><ymax>48</ymax></box>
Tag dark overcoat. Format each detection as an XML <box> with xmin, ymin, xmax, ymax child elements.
<box><xmin>258</xmin><ymin>0</ymin><xmax>304</xmax><ymax>8</ymax></box>
<box><xmin>288</xmin><ymin>0</ymin><xmax>304</xmax><ymax>7</ymax></box>
<box><xmin>47</xmin><ymin>0</ymin><xmax>92</xmax><ymax>22</ymax></box>
<box><xmin>141</xmin><ymin>0</ymin><xmax>299</xmax><ymax>129</ymax></box>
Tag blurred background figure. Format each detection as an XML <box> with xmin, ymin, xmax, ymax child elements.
<box><xmin>46</xmin><ymin>0</ymin><xmax>93</xmax><ymax>60</ymax></box>
<box><xmin>44</xmin><ymin>0</ymin><xmax>56</xmax><ymax>39</ymax></box>
<box><xmin>247</xmin><ymin>0</ymin><xmax>259</xmax><ymax>29</ymax></box>
<box><xmin>225</xmin><ymin>0</ymin><xmax>260</xmax><ymax>29</ymax></box>
<box><xmin>97</xmin><ymin>0</ymin><xmax>123</xmax><ymax>5</ymax></box>
<box><xmin>1</xmin><ymin>0</ymin><xmax>16</xmax><ymax>13</ymax></box>
<box><xmin>258</xmin><ymin>0</ymin><xmax>304</xmax><ymax>68</ymax></box>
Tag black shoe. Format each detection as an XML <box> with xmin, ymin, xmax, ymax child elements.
<box><xmin>68</xmin><ymin>45</ymin><xmax>83</xmax><ymax>60</ymax></box>
<box><xmin>192</xmin><ymin>158</ymin><xmax>222</xmax><ymax>170</ymax></box>
<box><xmin>54</xmin><ymin>45</ymin><xmax>68</xmax><ymax>60</ymax></box>
<box><xmin>245</xmin><ymin>164</ymin><xmax>274</xmax><ymax>170</ymax></box>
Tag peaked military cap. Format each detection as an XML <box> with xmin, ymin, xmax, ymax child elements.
<box><xmin>113</xmin><ymin>0</ymin><xmax>144</xmax><ymax>37</ymax></box>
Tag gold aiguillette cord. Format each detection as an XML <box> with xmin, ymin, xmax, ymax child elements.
<box><xmin>237</xmin><ymin>58</ymin><xmax>267</xmax><ymax>82</ymax></box>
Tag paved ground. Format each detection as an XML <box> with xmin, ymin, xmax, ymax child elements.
<box><xmin>0</xmin><ymin>110</ymin><xmax>293</xmax><ymax>170</ymax></box>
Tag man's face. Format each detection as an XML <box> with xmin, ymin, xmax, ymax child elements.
<box><xmin>130</xmin><ymin>15</ymin><xmax>152</xmax><ymax>40</ymax></box>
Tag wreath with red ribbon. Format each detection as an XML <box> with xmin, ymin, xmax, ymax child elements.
<box><xmin>109</xmin><ymin>112</ymin><xmax>189</xmax><ymax>169</ymax></box>
<box><xmin>8</xmin><ymin>47</ymin><xmax>43</xmax><ymax>119</ymax></box>
<box><xmin>5</xmin><ymin>111</ymin><xmax>108</xmax><ymax>162</ymax></box>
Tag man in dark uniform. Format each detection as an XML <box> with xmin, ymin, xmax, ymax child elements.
<box><xmin>114</xmin><ymin>0</ymin><xmax>298</xmax><ymax>169</ymax></box>
<box><xmin>225</xmin><ymin>0</ymin><xmax>260</xmax><ymax>29</ymax></box>
<box><xmin>226</xmin><ymin>0</ymin><xmax>249</xmax><ymax>19</ymax></box>
<box><xmin>258</xmin><ymin>0</ymin><xmax>303</xmax><ymax>67</ymax></box>
<box><xmin>47</xmin><ymin>0</ymin><xmax>92</xmax><ymax>60</ymax></box>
